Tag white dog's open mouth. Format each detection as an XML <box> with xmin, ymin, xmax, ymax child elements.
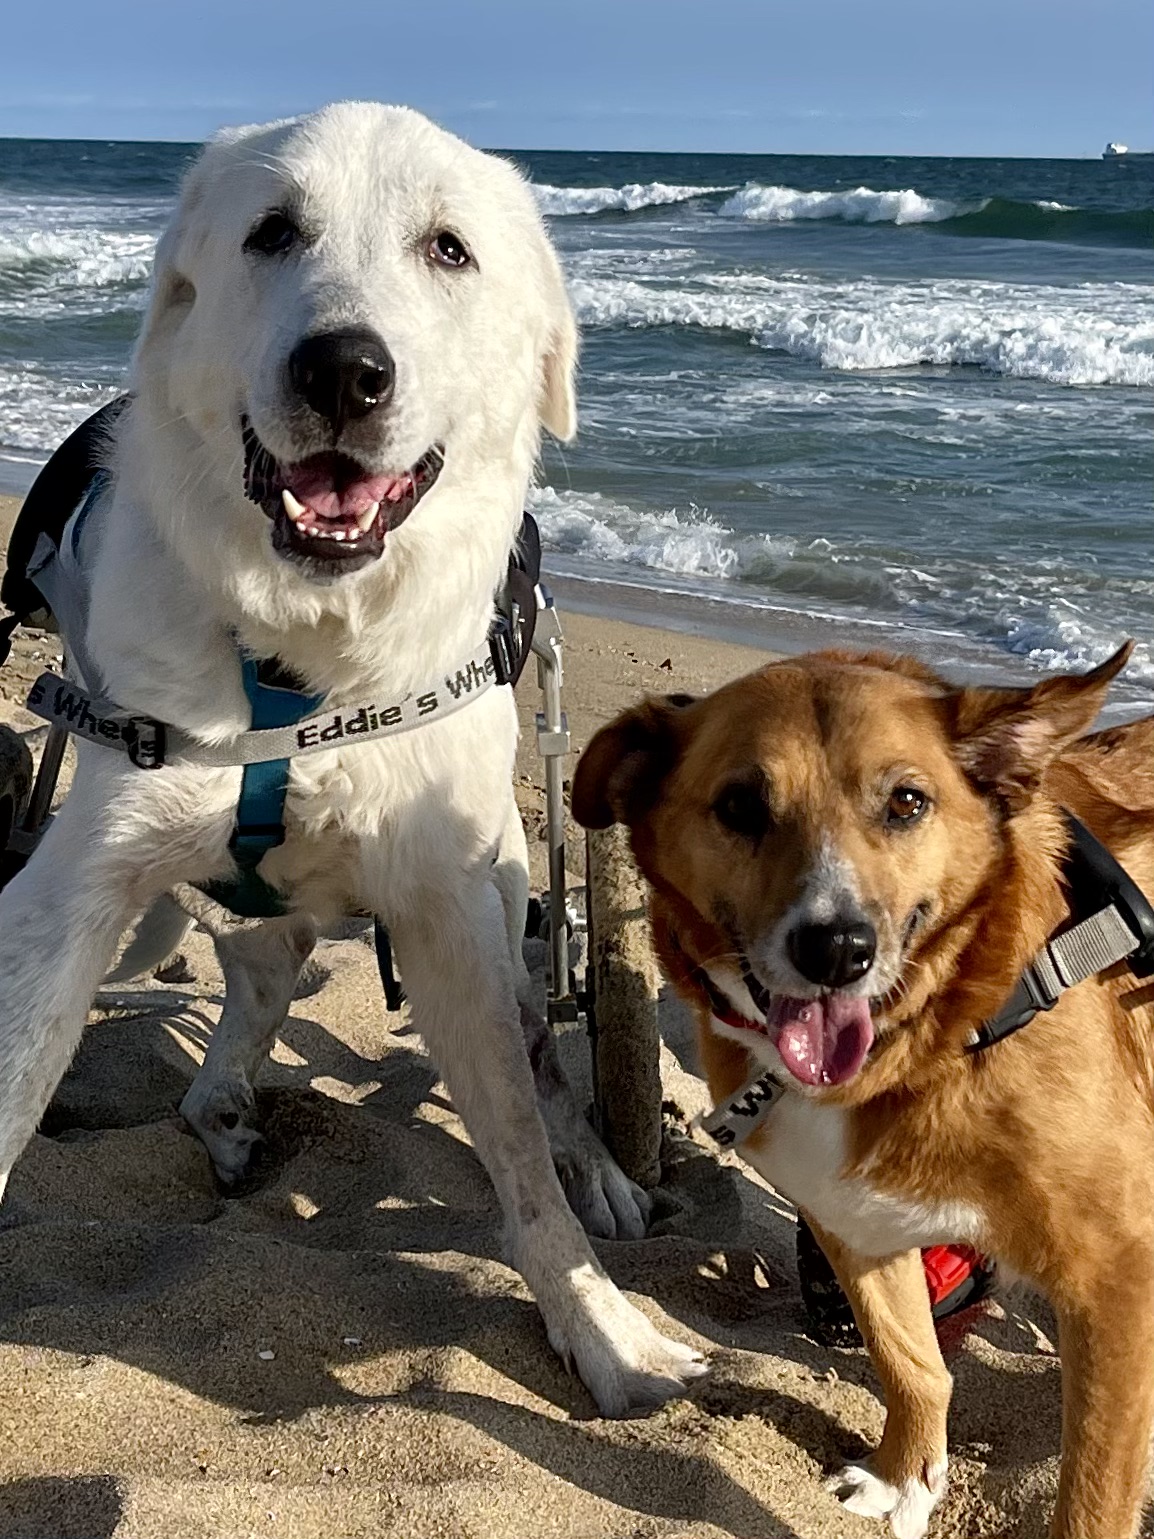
<box><xmin>242</xmin><ymin>418</ymin><xmax>444</xmax><ymax>570</ymax></box>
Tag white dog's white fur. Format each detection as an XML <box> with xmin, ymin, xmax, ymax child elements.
<box><xmin>0</xmin><ymin>103</ymin><xmax>705</xmax><ymax>1414</ymax></box>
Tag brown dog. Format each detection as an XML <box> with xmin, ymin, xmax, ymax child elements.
<box><xmin>573</xmin><ymin>643</ymin><xmax>1154</xmax><ymax>1539</ymax></box>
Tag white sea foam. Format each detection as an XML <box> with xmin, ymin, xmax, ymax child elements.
<box><xmin>527</xmin><ymin>486</ymin><xmax>1154</xmax><ymax>690</ymax></box>
<box><xmin>529</xmin><ymin>485</ymin><xmax>755</xmax><ymax>579</ymax></box>
<box><xmin>720</xmin><ymin>183</ymin><xmax>960</xmax><ymax>224</ymax></box>
<box><xmin>568</xmin><ymin>273</ymin><xmax>1154</xmax><ymax>387</ymax></box>
<box><xmin>1000</xmin><ymin>612</ymin><xmax>1154</xmax><ymax>686</ymax></box>
<box><xmin>0</xmin><ymin>366</ymin><xmax>117</xmax><ymax>455</ymax></box>
<box><xmin>0</xmin><ymin>227</ymin><xmax>154</xmax><ymax>277</ymax></box>
<box><xmin>533</xmin><ymin>182</ymin><xmax>732</xmax><ymax>216</ymax></box>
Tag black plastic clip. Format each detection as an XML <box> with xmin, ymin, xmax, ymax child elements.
<box><xmin>488</xmin><ymin>613</ymin><xmax>518</xmax><ymax>687</ymax></box>
<box><xmin>124</xmin><ymin>717</ymin><xmax>166</xmax><ymax>770</ymax></box>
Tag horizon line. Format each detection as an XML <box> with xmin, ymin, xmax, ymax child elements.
<box><xmin>0</xmin><ymin>130</ymin><xmax>1117</xmax><ymax>161</ymax></box>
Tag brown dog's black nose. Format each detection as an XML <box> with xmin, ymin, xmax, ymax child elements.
<box><xmin>788</xmin><ymin>920</ymin><xmax>877</xmax><ymax>988</ymax></box>
<box><xmin>288</xmin><ymin>329</ymin><xmax>395</xmax><ymax>434</ymax></box>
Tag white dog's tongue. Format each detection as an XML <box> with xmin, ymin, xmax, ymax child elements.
<box><xmin>771</xmin><ymin>994</ymin><xmax>874</xmax><ymax>1087</ymax></box>
<box><xmin>286</xmin><ymin>461</ymin><xmax>408</xmax><ymax>520</ymax></box>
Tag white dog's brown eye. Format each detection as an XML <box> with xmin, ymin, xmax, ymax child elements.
<box><xmin>428</xmin><ymin>230</ymin><xmax>472</xmax><ymax>268</ymax></box>
<box><xmin>886</xmin><ymin>786</ymin><xmax>929</xmax><ymax>826</ymax></box>
<box><xmin>244</xmin><ymin>212</ymin><xmax>300</xmax><ymax>256</ymax></box>
<box><xmin>713</xmin><ymin>781</ymin><xmax>769</xmax><ymax>840</ymax></box>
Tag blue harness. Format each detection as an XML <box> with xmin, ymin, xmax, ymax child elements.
<box><xmin>200</xmin><ymin>653</ymin><xmax>325</xmax><ymax>918</ymax></box>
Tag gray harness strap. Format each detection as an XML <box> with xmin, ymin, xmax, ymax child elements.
<box><xmin>26</xmin><ymin>642</ymin><xmax>500</xmax><ymax>769</ymax></box>
<box><xmin>1029</xmin><ymin>905</ymin><xmax>1139</xmax><ymax>996</ymax></box>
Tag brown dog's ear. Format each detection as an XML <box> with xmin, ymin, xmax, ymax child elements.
<box><xmin>571</xmin><ymin>694</ymin><xmax>696</xmax><ymax>829</ymax></box>
<box><xmin>950</xmin><ymin>641</ymin><xmax>1134</xmax><ymax>808</ymax></box>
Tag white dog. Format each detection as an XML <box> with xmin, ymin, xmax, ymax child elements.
<box><xmin>0</xmin><ymin>102</ymin><xmax>705</xmax><ymax>1415</ymax></box>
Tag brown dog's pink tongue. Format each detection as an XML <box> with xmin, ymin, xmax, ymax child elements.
<box><xmin>772</xmin><ymin>994</ymin><xmax>874</xmax><ymax>1086</ymax></box>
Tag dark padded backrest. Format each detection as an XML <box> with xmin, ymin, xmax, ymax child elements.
<box><xmin>1</xmin><ymin>395</ymin><xmax>130</xmax><ymax>621</ymax></box>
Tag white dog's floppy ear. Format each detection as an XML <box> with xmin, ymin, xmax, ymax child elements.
<box><xmin>130</xmin><ymin>169</ymin><xmax>206</xmax><ymax>376</ymax></box>
<box><xmin>537</xmin><ymin>248</ymin><xmax>578</xmax><ymax>442</ymax></box>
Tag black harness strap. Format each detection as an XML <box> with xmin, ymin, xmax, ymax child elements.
<box><xmin>968</xmin><ymin>812</ymin><xmax>1154</xmax><ymax>1053</ymax></box>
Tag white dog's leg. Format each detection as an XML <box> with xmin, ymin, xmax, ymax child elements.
<box><xmin>179</xmin><ymin>914</ymin><xmax>316</xmax><ymax>1185</ymax></box>
<box><xmin>387</xmin><ymin>876</ymin><xmax>706</xmax><ymax>1415</ymax></box>
<box><xmin>0</xmin><ymin>773</ymin><xmax>178</xmax><ymax>1200</ymax></box>
<box><xmin>494</xmin><ymin>803</ymin><xmax>651</xmax><ymax>1240</ymax></box>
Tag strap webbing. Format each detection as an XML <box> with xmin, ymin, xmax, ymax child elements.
<box><xmin>699</xmin><ymin>1065</ymin><xmax>788</xmax><ymax>1149</ymax></box>
<box><xmin>1037</xmin><ymin>905</ymin><xmax>1138</xmax><ymax>993</ymax></box>
<box><xmin>25</xmin><ymin>639</ymin><xmax>500</xmax><ymax>768</ymax></box>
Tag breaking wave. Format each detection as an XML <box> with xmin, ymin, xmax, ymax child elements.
<box><xmin>721</xmin><ymin>184</ymin><xmax>958</xmax><ymax>224</ymax></box>
<box><xmin>722</xmin><ymin>184</ymin><xmax>1154</xmax><ymax>248</ymax></box>
<box><xmin>569</xmin><ymin>274</ymin><xmax>1154</xmax><ymax>387</ymax></box>
<box><xmin>533</xmin><ymin>181</ymin><xmax>732</xmax><ymax>216</ymax></box>
<box><xmin>534</xmin><ymin>178</ymin><xmax>1153</xmax><ymax>247</ymax></box>
<box><xmin>0</xmin><ymin>226</ymin><xmax>155</xmax><ymax>317</ymax></box>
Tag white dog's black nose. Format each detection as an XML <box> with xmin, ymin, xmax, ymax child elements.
<box><xmin>788</xmin><ymin>920</ymin><xmax>877</xmax><ymax>988</ymax></box>
<box><xmin>288</xmin><ymin>329</ymin><xmax>395</xmax><ymax>434</ymax></box>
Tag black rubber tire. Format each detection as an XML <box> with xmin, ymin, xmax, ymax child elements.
<box><xmin>797</xmin><ymin>1215</ymin><xmax>998</xmax><ymax>1348</ymax></box>
<box><xmin>0</xmin><ymin>724</ymin><xmax>33</xmax><ymax>880</ymax></box>
<box><xmin>797</xmin><ymin>1215</ymin><xmax>863</xmax><ymax>1348</ymax></box>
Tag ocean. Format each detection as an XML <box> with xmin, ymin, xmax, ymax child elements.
<box><xmin>1</xmin><ymin>137</ymin><xmax>1152</xmax><ymax>706</ymax></box>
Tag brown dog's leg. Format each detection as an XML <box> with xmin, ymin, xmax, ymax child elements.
<box><xmin>1051</xmin><ymin>1252</ymin><xmax>1154</xmax><ymax>1539</ymax></box>
<box><xmin>809</xmin><ymin>1217</ymin><xmax>951</xmax><ymax>1538</ymax></box>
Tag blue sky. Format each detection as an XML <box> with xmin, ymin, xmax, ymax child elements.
<box><xmin>2</xmin><ymin>0</ymin><xmax>1151</xmax><ymax>155</ymax></box>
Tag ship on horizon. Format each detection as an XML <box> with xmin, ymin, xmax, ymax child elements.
<box><xmin>1103</xmin><ymin>142</ymin><xmax>1154</xmax><ymax>160</ymax></box>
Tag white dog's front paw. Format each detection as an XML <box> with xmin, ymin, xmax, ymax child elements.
<box><xmin>179</xmin><ymin>1077</ymin><xmax>263</xmax><ymax>1188</ymax></box>
<box><xmin>827</xmin><ymin>1460</ymin><xmax>946</xmax><ymax>1539</ymax></box>
<box><xmin>552</xmin><ymin>1125</ymin><xmax>652</xmax><ymax>1241</ymax></box>
<box><xmin>546</xmin><ymin>1264</ymin><xmax>708</xmax><ymax>1416</ymax></box>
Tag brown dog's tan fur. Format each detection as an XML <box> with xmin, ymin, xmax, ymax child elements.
<box><xmin>573</xmin><ymin>645</ymin><xmax>1154</xmax><ymax>1539</ymax></box>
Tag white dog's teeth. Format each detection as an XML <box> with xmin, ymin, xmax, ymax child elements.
<box><xmin>282</xmin><ymin>488</ymin><xmax>307</xmax><ymax>523</ymax></box>
<box><xmin>355</xmin><ymin>501</ymin><xmax>380</xmax><ymax>532</ymax></box>
<box><xmin>331</xmin><ymin>529</ymin><xmax>347</xmax><ymax>541</ymax></box>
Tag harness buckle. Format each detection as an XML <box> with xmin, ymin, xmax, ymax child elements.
<box><xmin>124</xmin><ymin>717</ymin><xmax>166</xmax><ymax>770</ymax></box>
<box><xmin>488</xmin><ymin>613</ymin><xmax>518</xmax><ymax>687</ymax></box>
<box><xmin>1019</xmin><ymin>955</ymin><xmax>1061</xmax><ymax>1015</ymax></box>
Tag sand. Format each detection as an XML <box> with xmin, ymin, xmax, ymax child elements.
<box><xmin>0</xmin><ymin>491</ymin><xmax>1126</xmax><ymax>1539</ymax></box>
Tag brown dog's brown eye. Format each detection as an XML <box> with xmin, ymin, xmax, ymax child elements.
<box><xmin>713</xmin><ymin>781</ymin><xmax>769</xmax><ymax>840</ymax></box>
<box><xmin>428</xmin><ymin>230</ymin><xmax>471</xmax><ymax>268</ymax></box>
<box><xmin>886</xmin><ymin>786</ymin><xmax>929</xmax><ymax>826</ymax></box>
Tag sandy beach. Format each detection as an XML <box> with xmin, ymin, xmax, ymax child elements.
<box><xmin>0</xmin><ymin>491</ymin><xmax>1123</xmax><ymax>1539</ymax></box>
